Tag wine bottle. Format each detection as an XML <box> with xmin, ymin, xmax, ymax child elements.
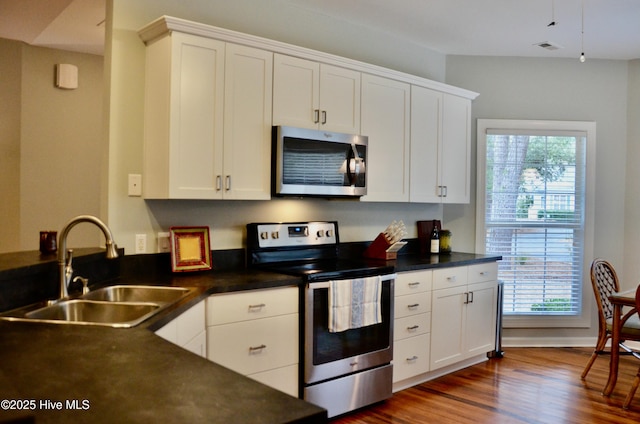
<box><xmin>430</xmin><ymin>221</ymin><xmax>440</xmax><ymax>254</ymax></box>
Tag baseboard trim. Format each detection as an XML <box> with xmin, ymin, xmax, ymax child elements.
<box><xmin>503</xmin><ymin>336</ymin><xmax>597</xmax><ymax>347</ymax></box>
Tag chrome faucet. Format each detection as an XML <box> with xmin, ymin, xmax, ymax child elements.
<box><xmin>57</xmin><ymin>215</ymin><xmax>119</xmax><ymax>300</ymax></box>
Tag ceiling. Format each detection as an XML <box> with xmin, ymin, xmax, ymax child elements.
<box><xmin>0</xmin><ymin>0</ymin><xmax>105</xmax><ymax>55</ymax></box>
<box><xmin>1</xmin><ymin>0</ymin><xmax>639</xmax><ymax>60</ymax></box>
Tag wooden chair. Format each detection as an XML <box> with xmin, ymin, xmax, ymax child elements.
<box><xmin>581</xmin><ymin>259</ymin><xmax>640</xmax><ymax>379</ymax></box>
<box><xmin>623</xmin><ymin>285</ymin><xmax>640</xmax><ymax>409</ymax></box>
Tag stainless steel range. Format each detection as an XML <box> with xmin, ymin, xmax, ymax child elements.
<box><xmin>247</xmin><ymin>221</ymin><xmax>395</xmax><ymax>418</ymax></box>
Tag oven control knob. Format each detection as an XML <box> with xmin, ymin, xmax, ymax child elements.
<box><xmin>260</xmin><ymin>231</ymin><xmax>269</xmax><ymax>240</ymax></box>
<box><xmin>271</xmin><ymin>231</ymin><xmax>279</xmax><ymax>239</ymax></box>
<box><xmin>326</xmin><ymin>229</ymin><xmax>334</xmax><ymax>238</ymax></box>
<box><xmin>316</xmin><ymin>230</ymin><xmax>324</xmax><ymax>238</ymax></box>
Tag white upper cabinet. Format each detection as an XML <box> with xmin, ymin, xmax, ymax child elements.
<box><xmin>138</xmin><ymin>16</ymin><xmax>477</xmax><ymax>202</ymax></box>
<box><xmin>410</xmin><ymin>86</ymin><xmax>471</xmax><ymax>204</ymax></box>
<box><xmin>222</xmin><ymin>44</ymin><xmax>273</xmax><ymax>200</ymax></box>
<box><xmin>143</xmin><ymin>32</ymin><xmax>225</xmax><ymax>199</ymax></box>
<box><xmin>273</xmin><ymin>54</ymin><xmax>361</xmax><ymax>134</ymax></box>
<box><xmin>360</xmin><ymin>74</ymin><xmax>411</xmax><ymax>202</ymax></box>
<box><xmin>440</xmin><ymin>94</ymin><xmax>471</xmax><ymax>203</ymax></box>
<box><xmin>142</xmin><ymin>32</ymin><xmax>272</xmax><ymax>200</ymax></box>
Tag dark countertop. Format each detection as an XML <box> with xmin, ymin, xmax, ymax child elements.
<box><xmin>0</xmin><ymin>248</ymin><xmax>500</xmax><ymax>424</ymax></box>
<box><xmin>0</xmin><ymin>321</ymin><xmax>326</xmax><ymax>424</ymax></box>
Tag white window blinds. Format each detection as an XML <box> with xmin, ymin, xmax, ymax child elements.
<box><xmin>483</xmin><ymin>130</ymin><xmax>587</xmax><ymax>316</ymax></box>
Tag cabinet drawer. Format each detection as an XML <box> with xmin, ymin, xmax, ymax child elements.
<box><xmin>394</xmin><ymin>291</ymin><xmax>431</xmax><ymax>319</ymax></box>
<box><xmin>394</xmin><ymin>312</ymin><xmax>430</xmax><ymax>341</ymax></box>
<box><xmin>206</xmin><ymin>286</ymin><xmax>298</xmax><ymax>325</ymax></box>
<box><xmin>393</xmin><ymin>334</ymin><xmax>430</xmax><ymax>382</ymax></box>
<box><xmin>249</xmin><ymin>364</ymin><xmax>298</xmax><ymax>397</ymax></box>
<box><xmin>207</xmin><ymin>314</ymin><xmax>298</xmax><ymax>375</ymax></box>
<box><xmin>468</xmin><ymin>262</ymin><xmax>498</xmax><ymax>284</ymax></box>
<box><xmin>433</xmin><ymin>266</ymin><xmax>468</xmax><ymax>290</ymax></box>
<box><xmin>395</xmin><ymin>270</ymin><xmax>432</xmax><ymax>296</ymax></box>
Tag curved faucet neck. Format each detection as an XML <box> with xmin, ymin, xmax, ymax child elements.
<box><xmin>57</xmin><ymin>215</ymin><xmax>118</xmax><ymax>300</ymax></box>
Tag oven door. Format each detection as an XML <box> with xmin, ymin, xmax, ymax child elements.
<box><xmin>304</xmin><ymin>274</ymin><xmax>394</xmax><ymax>385</ymax></box>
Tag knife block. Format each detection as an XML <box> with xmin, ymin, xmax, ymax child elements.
<box><xmin>363</xmin><ymin>233</ymin><xmax>407</xmax><ymax>260</ymax></box>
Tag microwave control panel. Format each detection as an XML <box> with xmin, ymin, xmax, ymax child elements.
<box><xmin>254</xmin><ymin>222</ymin><xmax>337</xmax><ymax>248</ymax></box>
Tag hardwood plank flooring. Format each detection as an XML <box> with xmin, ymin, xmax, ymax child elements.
<box><xmin>331</xmin><ymin>348</ymin><xmax>640</xmax><ymax>423</ymax></box>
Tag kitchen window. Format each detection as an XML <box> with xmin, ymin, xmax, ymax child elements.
<box><xmin>476</xmin><ymin>120</ymin><xmax>595</xmax><ymax>328</ymax></box>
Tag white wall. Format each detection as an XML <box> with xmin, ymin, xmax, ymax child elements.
<box><xmin>624</xmin><ymin>59</ymin><xmax>640</xmax><ymax>291</ymax></box>
<box><xmin>0</xmin><ymin>39</ymin><xmax>105</xmax><ymax>253</ymax></box>
<box><xmin>107</xmin><ymin>0</ymin><xmax>448</xmax><ymax>253</ymax></box>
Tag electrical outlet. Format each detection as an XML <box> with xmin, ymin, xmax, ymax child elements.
<box><xmin>128</xmin><ymin>174</ymin><xmax>142</xmax><ymax>196</ymax></box>
<box><xmin>157</xmin><ymin>232</ymin><xmax>171</xmax><ymax>253</ymax></box>
<box><xmin>135</xmin><ymin>234</ymin><xmax>147</xmax><ymax>254</ymax></box>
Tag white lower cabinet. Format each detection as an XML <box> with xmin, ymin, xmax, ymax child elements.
<box><xmin>155</xmin><ymin>299</ymin><xmax>207</xmax><ymax>358</ymax></box>
<box><xmin>393</xmin><ymin>270</ymin><xmax>432</xmax><ymax>384</ymax></box>
<box><xmin>206</xmin><ymin>286</ymin><xmax>299</xmax><ymax>397</ymax></box>
<box><xmin>430</xmin><ymin>263</ymin><xmax>498</xmax><ymax>370</ymax></box>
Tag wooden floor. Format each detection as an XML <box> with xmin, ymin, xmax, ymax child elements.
<box><xmin>331</xmin><ymin>347</ymin><xmax>640</xmax><ymax>423</ymax></box>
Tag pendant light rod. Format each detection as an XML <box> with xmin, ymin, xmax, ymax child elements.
<box><xmin>580</xmin><ymin>0</ymin><xmax>585</xmax><ymax>62</ymax></box>
<box><xmin>547</xmin><ymin>0</ymin><xmax>556</xmax><ymax>26</ymax></box>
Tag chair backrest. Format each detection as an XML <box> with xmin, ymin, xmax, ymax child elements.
<box><xmin>635</xmin><ymin>284</ymin><xmax>640</xmax><ymax>315</ymax></box>
<box><xmin>591</xmin><ymin>258</ymin><xmax>620</xmax><ymax>323</ymax></box>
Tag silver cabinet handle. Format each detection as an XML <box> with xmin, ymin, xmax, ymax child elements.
<box><xmin>313</xmin><ymin>109</ymin><xmax>320</xmax><ymax>123</ymax></box>
<box><xmin>249</xmin><ymin>344</ymin><xmax>266</xmax><ymax>353</ymax></box>
<box><xmin>407</xmin><ymin>325</ymin><xmax>420</xmax><ymax>331</ymax></box>
<box><xmin>408</xmin><ymin>303</ymin><xmax>419</xmax><ymax>309</ymax></box>
<box><xmin>407</xmin><ymin>356</ymin><xmax>418</xmax><ymax>362</ymax></box>
<box><xmin>446</xmin><ymin>276</ymin><xmax>457</xmax><ymax>282</ymax></box>
<box><xmin>225</xmin><ymin>175</ymin><xmax>231</xmax><ymax>191</ymax></box>
<box><xmin>248</xmin><ymin>303</ymin><xmax>266</xmax><ymax>311</ymax></box>
<box><xmin>321</xmin><ymin>110</ymin><xmax>327</xmax><ymax>124</ymax></box>
<box><xmin>469</xmin><ymin>291</ymin><xmax>474</xmax><ymax>303</ymax></box>
<box><xmin>216</xmin><ymin>175</ymin><xmax>222</xmax><ymax>191</ymax></box>
<box><xmin>408</xmin><ymin>282</ymin><xmax>420</xmax><ymax>287</ymax></box>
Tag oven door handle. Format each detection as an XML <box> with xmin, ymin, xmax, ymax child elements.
<box><xmin>307</xmin><ymin>273</ymin><xmax>397</xmax><ymax>289</ymax></box>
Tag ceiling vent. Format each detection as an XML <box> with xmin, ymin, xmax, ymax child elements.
<box><xmin>534</xmin><ymin>41</ymin><xmax>563</xmax><ymax>51</ymax></box>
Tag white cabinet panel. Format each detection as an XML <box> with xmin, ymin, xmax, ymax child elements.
<box><xmin>395</xmin><ymin>270</ymin><xmax>432</xmax><ymax>297</ymax></box>
<box><xmin>393</xmin><ymin>334</ymin><xmax>430</xmax><ymax>383</ymax></box>
<box><xmin>273</xmin><ymin>54</ymin><xmax>360</xmax><ymax>134</ymax></box>
<box><xmin>410</xmin><ymin>87</ymin><xmax>471</xmax><ymax>204</ymax></box>
<box><xmin>207</xmin><ymin>314</ymin><xmax>298</xmax><ymax>375</ymax></box>
<box><xmin>206</xmin><ymin>286</ymin><xmax>298</xmax><ymax>325</ymax></box>
<box><xmin>361</xmin><ymin>74</ymin><xmax>410</xmax><ymax>202</ymax></box>
<box><xmin>249</xmin><ymin>365</ymin><xmax>299</xmax><ymax>398</ymax></box>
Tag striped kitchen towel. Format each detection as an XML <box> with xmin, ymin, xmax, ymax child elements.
<box><xmin>328</xmin><ymin>276</ymin><xmax>382</xmax><ymax>333</ymax></box>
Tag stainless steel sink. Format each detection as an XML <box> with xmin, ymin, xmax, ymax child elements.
<box><xmin>24</xmin><ymin>299</ymin><xmax>160</xmax><ymax>328</ymax></box>
<box><xmin>0</xmin><ymin>285</ymin><xmax>198</xmax><ymax>328</ymax></box>
<box><xmin>81</xmin><ymin>285</ymin><xmax>192</xmax><ymax>304</ymax></box>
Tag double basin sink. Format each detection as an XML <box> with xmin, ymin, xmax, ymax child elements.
<box><xmin>0</xmin><ymin>285</ymin><xmax>197</xmax><ymax>328</ymax></box>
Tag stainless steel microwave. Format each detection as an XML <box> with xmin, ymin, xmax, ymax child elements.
<box><xmin>272</xmin><ymin>126</ymin><xmax>368</xmax><ymax>197</ymax></box>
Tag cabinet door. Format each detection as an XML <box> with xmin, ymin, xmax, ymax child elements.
<box><xmin>169</xmin><ymin>34</ymin><xmax>225</xmax><ymax>199</ymax></box>
<box><xmin>143</xmin><ymin>33</ymin><xmax>225</xmax><ymax>199</ymax></box>
<box><xmin>319</xmin><ymin>64</ymin><xmax>361</xmax><ymax>134</ymax></box>
<box><xmin>430</xmin><ymin>285</ymin><xmax>466</xmax><ymax>370</ymax></box>
<box><xmin>223</xmin><ymin>44</ymin><xmax>273</xmax><ymax>200</ymax></box>
<box><xmin>440</xmin><ymin>94</ymin><xmax>471</xmax><ymax>203</ymax></box>
<box><xmin>272</xmin><ymin>54</ymin><xmax>320</xmax><ymax>129</ymax></box>
<box><xmin>361</xmin><ymin>74</ymin><xmax>410</xmax><ymax>202</ymax></box>
<box><xmin>410</xmin><ymin>86</ymin><xmax>442</xmax><ymax>203</ymax></box>
<box><xmin>465</xmin><ymin>280</ymin><xmax>497</xmax><ymax>357</ymax></box>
